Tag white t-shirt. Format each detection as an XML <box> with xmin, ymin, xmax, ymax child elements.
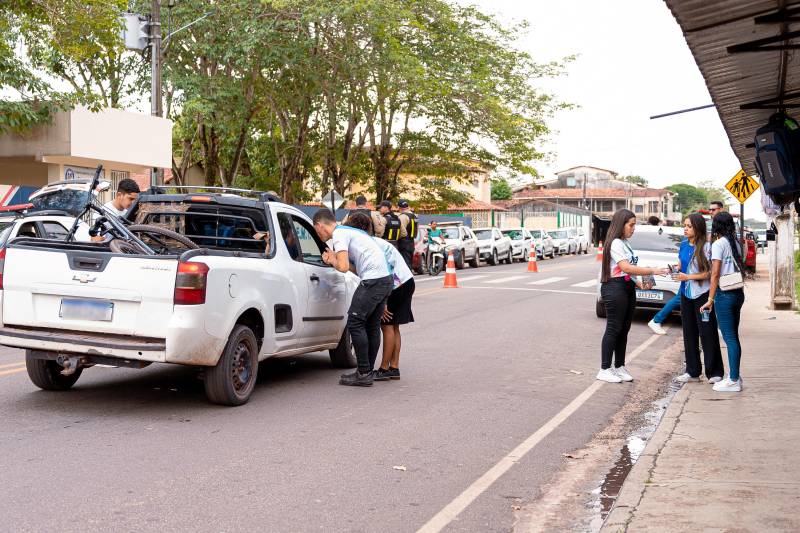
<box><xmin>331</xmin><ymin>226</ymin><xmax>390</xmax><ymax>281</ymax></box>
<box><xmin>609</xmin><ymin>238</ymin><xmax>637</xmax><ymax>278</ymax></box>
<box><xmin>373</xmin><ymin>237</ymin><xmax>413</xmax><ymax>289</ymax></box>
<box><xmin>102</xmin><ymin>201</ymin><xmax>126</xmax><ymax>217</ymax></box>
<box><xmin>684</xmin><ymin>242</ymin><xmax>711</xmax><ymax>299</ymax></box>
<box><xmin>711</xmin><ymin>238</ymin><xmax>741</xmax><ymax>276</ymax></box>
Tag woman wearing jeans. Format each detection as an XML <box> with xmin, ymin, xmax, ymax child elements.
<box><xmin>598</xmin><ymin>209</ymin><xmax>668</xmax><ymax>383</ymax></box>
<box><xmin>673</xmin><ymin>213</ymin><xmax>724</xmax><ymax>384</ymax></box>
<box><xmin>700</xmin><ymin>212</ymin><xmax>745</xmax><ymax>392</ymax></box>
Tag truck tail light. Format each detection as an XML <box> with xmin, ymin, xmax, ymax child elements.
<box><xmin>174</xmin><ymin>261</ymin><xmax>208</xmax><ymax>305</ymax></box>
<box><xmin>0</xmin><ymin>247</ymin><xmax>6</xmax><ymax>290</ymax></box>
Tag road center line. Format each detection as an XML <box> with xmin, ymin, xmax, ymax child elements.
<box><xmin>0</xmin><ymin>362</ymin><xmax>25</xmax><ymax>370</ymax></box>
<box><xmin>416</xmin><ymin>329</ymin><xmax>667</xmax><ymax>533</ymax></box>
<box><xmin>0</xmin><ymin>367</ymin><xmax>26</xmax><ymax>377</ymax></box>
<box><xmin>459</xmin><ymin>286</ymin><xmax>595</xmax><ymax>296</ymax></box>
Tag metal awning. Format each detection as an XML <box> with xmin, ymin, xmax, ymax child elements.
<box><xmin>665</xmin><ymin>1</ymin><xmax>800</xmax><ymax>175</ymax></box>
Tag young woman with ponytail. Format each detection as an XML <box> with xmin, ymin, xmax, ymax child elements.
<box><xmin>598</xmin><ymin>209</ymin><xmax>669</xmax><ymax>383</ymax></box>
<box><xmin>700</xmin><ymin>212</ymin><xmax>745</xmax><ymax>392</ymax></box>
<box><xmin>672</xmin><ymin>213</ymin><xmax>724</xmax><ymax>384</ymax></box>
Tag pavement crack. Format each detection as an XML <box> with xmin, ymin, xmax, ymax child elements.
<box><xmin>621</xmin><ymin>387</ymin><xmax>690</xmax><ymax>532</ymax></box>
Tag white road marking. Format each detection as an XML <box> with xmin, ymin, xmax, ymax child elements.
<box><xmin>454</xmin><ymin>275</ymin><xmax>487</xmax><ymax>282</ymax></box>
<box><xmin>415</xmin><ymin>329</ymin><xmax>668</xmax><ymax>533</ymax></box>
<box><xmin>527</xmin><ymin>276</ymin><xmax>567</xmax><ymax>285</ymax></box>
<box><xmin>459</xmin><ymin>286</ymin><xmax>595</xmax><ymax>296</ymax></box>
<box><xmin>484</xmin><ymin>275</ymin><xmax>528</xmax><ymax>284</ymax></box>
<box><xmin>571</xmin><ymin>279</ymin><xmax>598</xmax><ymax>288</ymax></box>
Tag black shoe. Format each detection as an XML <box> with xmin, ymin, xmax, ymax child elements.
<box><xmin>339</xmin><ymin>370</ymin><xmax>373</xmax><ymax>387</ymax></box>
<box><xmin>387</xmin><ymin>367</ymin><xmax>400</xmax><ymax>380</ymax></box>
<box><xmin>373</xmin><ymin>368</ymin><xmax>392</xmax><ymax>381</ymax></box>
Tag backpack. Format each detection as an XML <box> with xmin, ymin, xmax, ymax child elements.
<box><xmin>754</xmin><ymin>112</ymin><xmax>800</xmax><ymax>208</ymax></box>
<box><xmin>383</xmin><ymin>212</ymin><xmax>402</xmax><ymax>242</ymax></box>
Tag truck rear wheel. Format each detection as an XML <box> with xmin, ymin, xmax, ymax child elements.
<box><xmin>329</xmin><ymin>329</ymin><xmax>357</xmax><ymax>368</ymax></box>
<box><xmin>204</xmin><ymin>325</ymin><xmax>259</xmax><ymax>406</ymax></box>
<box><xmin>25</xmin><ymin>351</ymin><xmax>82</xmax><ymax>391</ymax></box>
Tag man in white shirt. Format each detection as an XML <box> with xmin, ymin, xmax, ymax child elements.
<box><xmin>313</xmin><ymin>208</ymin><xmax>394</xmax><ymax>387</ymax></box>
<box><xmin>103</xmin><ymin>178</ymin><xmax>140</xmax><ymax>218</ymax></box>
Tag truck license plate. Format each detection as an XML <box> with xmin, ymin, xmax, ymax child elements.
<box><xmin>636</xmin><ymin>290</ymin><xmax>664</xmax><ymax>302</ymax></box>
<box><xmin>59</xmin><ymin>299</ymin><xmax>114</xmax><ymax>322</ymax></box>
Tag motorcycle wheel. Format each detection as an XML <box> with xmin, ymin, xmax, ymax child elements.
<box><xmin>430</xmin><ymin>256</ymin><xmax>444</xmax><ymax>276</ymax></box>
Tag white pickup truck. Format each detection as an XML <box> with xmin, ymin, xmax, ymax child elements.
<box><xmin>0</xmin><ymin>187</ymin><xmax>357</xmax><ymax>405</ymax></box>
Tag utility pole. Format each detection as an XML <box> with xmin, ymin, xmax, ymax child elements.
<box><xmin>150</xmin><ymin>0</ymin><xmax>163</xmax><ymax>188</ymax></box>
<box><xmin>770</xmin><ymin>210</ymin><xmax>796</xmax><ymax>310</ymax></box>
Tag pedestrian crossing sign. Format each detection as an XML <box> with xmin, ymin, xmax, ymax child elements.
<box><xmin>725</xmin><ymin>169</ymin><xmax>759</xmax><ymax>204</ymax></box>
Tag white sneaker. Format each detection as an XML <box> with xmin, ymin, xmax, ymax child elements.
<box><xmin>713</xmin><ymin>377</ymin><xmax>742</xmax><ymax>392</ymax></box>
<box><xmin>614</xmin><ymin>366</ymin><xmax>634</xmax><ymax>382</ymax></box>
<box><xmin>597</xmin><ymin>368</ymin><xmax>622</xmax><ymax>383</ymax></box>
<box><xmin>648</xmin><ymin>319</ymin><xmax>667</xmax><ymax>335</ymax></box>
<box><xmin>673</xmin><ymin>373</ymin><xmax>701</xmax><ymax>383</ymax></box>
<box><xmin>708</xmin><ymin>376</ymin><xmax>723</xmax><ymax>384</ymax></box>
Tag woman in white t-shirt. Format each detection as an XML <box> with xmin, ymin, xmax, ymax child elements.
<box><xmin>598</xmin><ymin>209</ymin><xmax>668</xmax><ymax>383</ymax></box>
<box><xmin>700</xmin><ymin>212</ymin><xmax>745</xmax><ymax>392</ymax></box>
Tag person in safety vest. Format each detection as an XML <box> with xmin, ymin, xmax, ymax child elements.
<box><xmin>379</xmin><ymin>200</ymin><xmax>405</xmax><ymax>248</ymax></box>
<box><xmin>343</xmin><ymin>195</ymin><xmax>385</xmax><ymax>237</ymax></box>
<box><xmin>396</xmin><ymin>199</ymin><xmax>417</xmax><ymax>268</ymax></box>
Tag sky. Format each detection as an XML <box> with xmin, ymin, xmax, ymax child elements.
<box><xmin>459</xmin><ymin>0</ymin><xmax>766</xmax><ymax>219</ymax></box>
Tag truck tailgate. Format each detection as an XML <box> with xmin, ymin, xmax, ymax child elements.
<box><xmin>2</xmin><ymin>247</ymin><xmax>178</xmax><ymax>338</ymax></box>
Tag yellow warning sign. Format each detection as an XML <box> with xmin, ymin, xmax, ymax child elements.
<box><xmin>725</xmin><ymin>169</ymin><xmax>759</xmax><ymax>204</ymax></box>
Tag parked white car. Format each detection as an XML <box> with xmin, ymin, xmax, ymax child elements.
<box><xmin>473</xmin><ymin>227</ymin><xmax>513</xmax><ymax>265</ymax></box>
<box><xmin>439</xmin><ymin>222</ymin><xmax>480</xmax><ymax>269</ymax></box>
<box><xmin>548</xmin><ymin>228</ymin><xmax>577</xmax><ymax>255</ymax></box>
<box><xmin>501</xmin><ymin>228</ymin><xmax>533</xmax><ymax>262</ymax></box>
<box><xmin>568</xmin><ymin>227</ymin><xmax>591</xmax><ymax>254</ymax></box>
<box><xmin>530</xmin><ymin>229</ymin><xmax>555</xmax><ymax>259</ymax></box>
<box><xmin>0</xmin><ymin>187</ymin><xmax>358</xmax><ymax>406</ymax></box>
<box><xmin>595</xmin><ymin>225</ymin><xmax>682</xmax><ymax>318</ymax></box>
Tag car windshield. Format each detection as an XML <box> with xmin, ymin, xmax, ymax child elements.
<box><xmin>502</xmin><ymin>230</ymin><xmax>524</xmax><ymax>240</ymax></box>
<box><xmin>474</xmin><ymin>229</ymin><xmax>492</xmax><ymax>240</ymax></box>
<box><xmin>548</xmin><ymin>230</ymin><xmax>568</xmax><ymax>239</ymax></box>
<box><xmin>442</xmin><ymin>227</ymin><xmax>460</xmax><ymax>239</ymax></box>
<box><xmin>628</xmin><ymin>229</ymin><xmax>683</xmax><ymax>253</ymax></box>
<box><xmin>530</xmin><ymin>230</ymin><xmax>542</xmax><ymax>239</ymax></box>
<box><xmin>29</xmin><ymin>189</ymin><xmax>93</xmax><ymax>217</ymax></box>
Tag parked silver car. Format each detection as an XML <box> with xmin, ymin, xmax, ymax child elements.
<box><xmin>440</xmin><ymin>222</ymin><xmax>480</xmax><ymax>269</ymax></box>
<box><xmin>568</xmin><ymin>227</ymin><xmax>591</xmax><ymax>254</ymax></box>
<box><xmin>474</xmin><ymin>227</ymin><xmax>513</xmax><ymax>265</ymax></box>
<box><xmin>530</xmin><ymin>229</ymin><xmax>555</xmax><ymax>259</ymax></box>
<box><xmin>502</xmin><ymin>228</ymin><xmax>533</xmax><ymax>262</ymax></box>
<box><xmin>548</xmin><ymin>228</ymin><xmax>577</xmax><ymax>255</ymax></box>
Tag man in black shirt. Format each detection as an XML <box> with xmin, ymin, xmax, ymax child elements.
<box><xmin>397</xmin><ymin>200</ymin><xmax>417</xmax><ymax>268</ymax></box>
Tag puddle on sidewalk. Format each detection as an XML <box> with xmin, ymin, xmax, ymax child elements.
<box><xmin>585</xmin><ymin>381</ymin><xmax>682</xmax><ymax>532</ymax></box>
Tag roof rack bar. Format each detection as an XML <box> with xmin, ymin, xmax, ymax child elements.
<box><xmin>149</xmin><ymin>185</ymin><xmax>282</xmax><ymax>203</ymax></box>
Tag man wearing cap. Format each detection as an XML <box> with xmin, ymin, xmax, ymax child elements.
<box><xmin>396</xmin><ymin>200</ymin><xmax>417</xmax><ymax>268</ymax></box>
<box><xmin>379</xmin><ymin>200</ymin><xmax>405</xmax><ymax>248</ymax></box>
<box><xmin>344</xmin><ymin>195</ymin><xmax>385</xmax><ymax>237</ymax></box>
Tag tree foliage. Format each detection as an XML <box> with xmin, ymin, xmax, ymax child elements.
<box><xmin>666</xmin><ymin>182</ymin><xmax>732</xmax><ymax>216</ymax></box>
<box><xmin>491</xmin><ymin>179</ymin><xmax>513</xmax><ymax>201</ymax></box>
<box><xmin>620</xmin><ymin>175</ymin><xmax>648</xmax><ymax>187</ymax></box>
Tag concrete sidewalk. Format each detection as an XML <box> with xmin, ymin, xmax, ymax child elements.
<box><xmin>603</xmin><ymin>268</ymin><xmax>800</xmax><ymax>532</ymax></box>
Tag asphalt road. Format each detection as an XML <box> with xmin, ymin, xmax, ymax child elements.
<box><xmin>0</xmin><ymin>253</ymin><xmax>675</xmax><ymax>532</ymax></box>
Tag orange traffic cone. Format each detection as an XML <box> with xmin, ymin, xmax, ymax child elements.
<box><xmin>443</xmin><ymin>250</ymin><xmax>458</xmax><ymax>288</ymax></box>
<box><xmin>596</xmin><ymin>241</ymin><xmax>604</xmax><ymax>262</ymax></box>
<box><xmin>527</xmin><ymin>242</ymin><xmax>539</xmax><ymax>273</ymax></box>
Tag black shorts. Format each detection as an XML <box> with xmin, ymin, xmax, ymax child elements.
<box><xmin>385</xmin><ymin>278</ymin><xmax>415</xmax><ymax>325</ymax></box>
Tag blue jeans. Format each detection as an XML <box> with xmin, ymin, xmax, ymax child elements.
<box><xmin>652</xmin><ymin>294</ymin><xmax>681</xmax><ymax>324</ymax></box>
<box><xmin>715</xmin><ymin>288</ymin><xmax>745</xmax><ymax>380</ymax></box>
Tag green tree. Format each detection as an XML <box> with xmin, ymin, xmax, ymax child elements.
<box><xmin>491</xmin><ymin>179</ymin><xmax>513</xmax><ymax>201</ymax></box>
<box><xmin>620</xmin><ymin>175</ymin><xmax>648</xmax><ymax>187</ymax></box>
<box><xmin>665</xmin><ymin>184</ymin><xmax>707</xmax><ymax>214</ymax></box>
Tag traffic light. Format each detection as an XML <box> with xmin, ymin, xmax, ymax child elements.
<box><xmin>121</xmin><ymin>13</ymin><xmax>150</xmax><ymax>52</ymax></box>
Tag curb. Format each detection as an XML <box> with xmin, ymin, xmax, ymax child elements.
<box><xmin>601</xmin><ymin>382</ymin><xmax>691</xmax><ymax>532</ymax></box>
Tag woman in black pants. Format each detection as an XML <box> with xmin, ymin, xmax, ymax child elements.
<box><xmin>598</xmin><ymin>209</ymin><xmax>667</xmax><ymax>383</ymax></box>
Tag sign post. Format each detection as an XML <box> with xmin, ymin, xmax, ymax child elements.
<box><xmin>724</xmin><ymin>169</ymin><xmax>760</xmax><ymax>245</ymax></box>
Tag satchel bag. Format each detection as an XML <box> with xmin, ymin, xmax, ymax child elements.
<box><xmin>719</xmin><ymin>250</ymin><xmax>744</xmax><ymax>291</ymax></box>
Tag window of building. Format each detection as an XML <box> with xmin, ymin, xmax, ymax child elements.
<box><xmin>104</xmin><ymin>170</ymin><xmax>130</xmax><ymax>204</ymax></box>
<box><xmin>634</xmin><ymin>204</ymin><xmax>644</xmax><ymax>214</ymax></box>
<box><xmin>648</xmin><ymin>200</ymin><xmax>660</xmax><ymax>213</ymax></box>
